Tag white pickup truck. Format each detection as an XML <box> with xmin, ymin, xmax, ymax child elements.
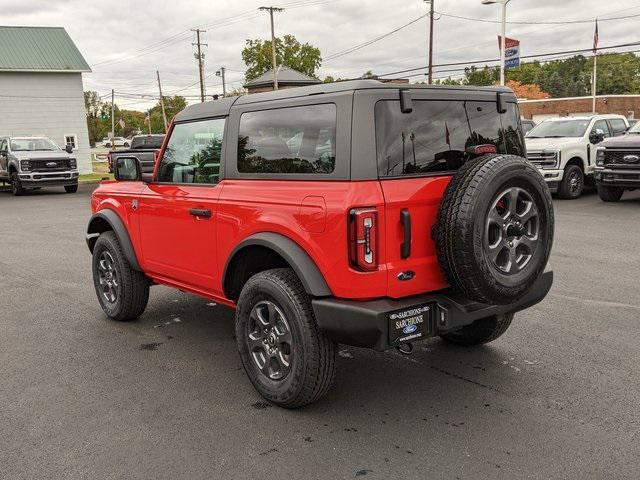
<box><xmin>525</xmin><ymin>114</ymin><xmax>630</xmax><ymax>199</ymax></box>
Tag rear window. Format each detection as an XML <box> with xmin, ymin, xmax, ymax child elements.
<box><xmin>375</xmin><ymin>100</ymin><xmax>524</xmax><ymax>177</ymax></box>
<box><xmin>131</xmin><ymin>135</ymin><xmax>164</xmax><ymax>149</ymax></box>
<box><xmin>237</xmin><ymin>103</ymin><xmax>336</xmax><ymax>174</ymax></box>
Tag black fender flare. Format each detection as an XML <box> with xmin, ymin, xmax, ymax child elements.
<box><xmin>86</xmin><ymin>209</ymin><xmax>141</xmax><ymax>271</ymax></box>
<box><xmin>223</xmin><ymin>232</ymin><xmax>331</xmax><ymax>298</ymax></box>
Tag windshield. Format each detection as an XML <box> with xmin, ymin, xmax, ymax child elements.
<box><xmin>10</xmin><ymin>137</ymin><xmax>60</xmax><ymax>151</ymax></box>
<box><xmin>527</xmin><ymin>119</ymin><xmax>590</xmax><ymax>138</ymax></box>
<box><xmin>628</xmin><ymin>122</ymin><xmax>640</xmax><ymax>134</ymax></box>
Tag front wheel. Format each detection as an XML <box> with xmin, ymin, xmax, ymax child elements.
<box><xmin>92</xmin><ymin>231</ymin><xmax>149</xmax><ymax>321</ymax></box>
<box><xmin>65</xmin><ymin>184</ymin><xmax>78</xmax><ymax>193</ymax></box>
<box><xmin>440</xmin><ymin>313</ymin><xmax>514</xmax><ymax>346</ymax></box>
<box><xmin>235</xmin><ymin>268</ymin><xmax>337</xmax><ymax>408</ymax></box>
<box><xmin>10</xmin><ymin>172</ymin><xmax>25</xmax><ymax>196</ymax></box>
<box><xmin>597</xmin><ymin>184</ymin><xmax>624</xmax><ymax>202</ymax></box>
<box><xmin>557</xmin><ymin>164</ymin><xmax>584</xmax><ymax>199</ymax></box>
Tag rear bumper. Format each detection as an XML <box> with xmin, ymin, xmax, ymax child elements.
<box><xmin>595</xmin><ymin>168</ymin><xmax>640</xmax><ymax>188</ymax></box>
<box><xmin>312</xmin><ymin>271</ymin><xmax>553</xmax><ymax>351</ymax></box>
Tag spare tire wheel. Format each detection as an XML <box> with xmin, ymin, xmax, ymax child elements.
<box><xmin>435</xmin><ymin>154</ymin><xmax>554</xmax><ymax>305</ymax></box>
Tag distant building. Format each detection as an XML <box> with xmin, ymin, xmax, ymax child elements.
<box><xmin>244</xmin><ymin>67</ymin><xmax>322</xmax><ymax>94</ymax></box>
<box><xmin>519</xmin><ymin>95</ymin><xmax>640</xmax><ymax>124</ymax></box>
<box><xmin>0</xmin><ymin>26</ymin><xmax>92</xmax><ymax>173</ymax></box>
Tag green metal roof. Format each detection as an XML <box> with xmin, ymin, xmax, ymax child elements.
<box><xmin>0</xmin><ymin>26</ymin><xmax>90</xmax><ymax>72</ymax></box>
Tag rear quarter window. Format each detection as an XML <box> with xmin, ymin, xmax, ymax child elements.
<box><xmin>375</xmin><ymin>99</ymin><xmax>525</xmax><ymax>178</ymax></box>
<box><xmin>237</xmin><ymin>103</ymin><xmax>337</xmax><ymax>174</ymax></box>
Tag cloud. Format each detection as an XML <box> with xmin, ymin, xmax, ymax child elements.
<box><xmin>2</xmin><ymin>0</ymin><xmax>636</xmax><ymax>110</ymax></box>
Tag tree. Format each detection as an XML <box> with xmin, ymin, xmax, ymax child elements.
<box><xmin>506</xmin><ymin>80</ymin><xmax>549</xmax><ymax>99</ymax></box>
<box><xmin>464</xmin><ymin>66</ymin><xmax>499</xmax><ymax>86</ymax></box>
<box><xmin>148</xmin><ymin>96</ymin><xmax>187</xmax><ymax>133</ymax></box>
<box><xmin>242</xmin><ymin>34</ymin><xmax>321</xmax><ymax>81</ymax></box>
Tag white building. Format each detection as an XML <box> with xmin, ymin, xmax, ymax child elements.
<box><xmin>0</xmin><ymin>26</ymin><xmax>92</xmax><ymax>173</ymax></box>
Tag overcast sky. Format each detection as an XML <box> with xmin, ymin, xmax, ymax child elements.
<box><xmin>3</xmin><ymin>0</ymin><xmax>639</xmax><ymax>110</ymax></box>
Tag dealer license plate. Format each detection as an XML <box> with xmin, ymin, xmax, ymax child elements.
<box><xmin>388</xmin><ymin>304</ymin><xmax>433</xmax><ymax>345</ymax></box>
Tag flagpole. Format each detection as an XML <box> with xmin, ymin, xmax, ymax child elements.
<box><xmin>592</xmin><ymin>54</ymin><xmax>597</xmax><ymax>114</ymax></box>
<box><xmin>148</xmin><ymin>111</ymin><xmax>152</xmax><ymax>134</ymax></box>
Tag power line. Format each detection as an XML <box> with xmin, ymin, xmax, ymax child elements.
<box><xmin>324</xmin><ymin>14</ymin><xmax>428</xmax><ymax>61</ymax></box>
<box><xmin>434</xmin><ymin>9</ymin><xmax>640</xmax><ymax>25</ymax></box>
<box><xmin>375</xmin><ymin>41</ymin><xmax>640</xmax><ymax>78</ymax></box>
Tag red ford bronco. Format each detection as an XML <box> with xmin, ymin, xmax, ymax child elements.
<box><xmin>87</xmin><ymin>80</ymin><xmax>554</xmax><ymax>408</ymax></box>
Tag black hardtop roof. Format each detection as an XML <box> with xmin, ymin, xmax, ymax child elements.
<box><xmin>173</xmin><ymin>79</ymin><xmax>515</xmax><ymax>122</ymax></box>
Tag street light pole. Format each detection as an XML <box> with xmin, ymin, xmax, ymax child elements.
<box><xmin>482</xmin><ymin>0</ymin><xmax>510</xmax><ymax>86</ymax></box>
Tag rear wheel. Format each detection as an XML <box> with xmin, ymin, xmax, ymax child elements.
<box><xmin>441</xmin><ymin>313</ymin><xmax>514</xmax><ymax>346</ymax></box>
<box><xmin>10</xmin><ymin>172</ymin><xmax>25</xmax><ymax>196</ymax></box>
<box><xmin>557</xmin><ymin>164</ymin><xmax>584</xmax><ymax>199</ymax></box>
<box><xmin>435</xmin><ymin>154</ymin><xmax>554</xmax><ymax>305</ymax></box>
<box><xmin>92</xmin><ymin>231</ymin><xmax>149</xmax><ymax>321</ymax></box>
<box><xmin>597</xmin><ymin>184</ymin><xmax>624</xmax><ymax>202</ymax></box>
<box><xmin>235</xmin><ymin>268</ymin><xmax>337</xmax><ymax>408</ymax></box>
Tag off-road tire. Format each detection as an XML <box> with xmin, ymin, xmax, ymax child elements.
<box><xmin>64</xmin><ymin>185</ymin><xmax>78</xmax><ymax>193</ymax></box>
<box><xmin>440</xmin><ymin>313</ymin><xmax>514</xmax><ymax>346</ymax></box>
<box><xmin>435</xmin><ymin>154</ymin><xmax>554</xmax><ymax>305</ymax></box>
<box><xmin>92</xmin><ymin>231</ymin><xmax>149</xmax><ymax>321</ymax></box>
<box><xmin>235</xmin><ymin>268</ymin><xmax>337</xmax><ymax>408</ymax></box>
<box><xmin>10</xmin><ymin>172</ymin><xmax>25</xmax><ymax>196</ymax></box>
<box><xmin>597</xmin><ymin>184</ymin><xmax>624</xmax><ymax>202</ymax></box>
<box><xmin>557</xmin><ymin>164</ymin><xmax>584</xmax><ymax>199</ymax></box>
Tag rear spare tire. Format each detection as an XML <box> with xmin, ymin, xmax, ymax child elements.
<box><xmin>435</xmin><ymin>154</ymin><xmax>554</xmax><ymax>305</ymax></box>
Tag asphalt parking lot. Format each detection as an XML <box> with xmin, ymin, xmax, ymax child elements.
<box><xmin>1</xmin><ymin>184</ymin><xmax>639</xmax><ymax>479</ymax></box>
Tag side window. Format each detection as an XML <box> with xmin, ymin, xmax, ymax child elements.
<box><xmin>0</xmin><ymin>140</ymin><xmax>6</xmax><ymax>152</ymax></box>
<box><xmin>591</xmin><ymin>120</ymin><xmax>612</xmax><ymax>138</ymax></box>
<box><xmin>609</xmin><ymin>119</ymin><xmax>628</xmax><ymax>136</ymax></box>
<box><xmin>157</xmin><ymin>118</ymin><xmax>225</xmax><ymax>184</ymax></box>
<box><xmin>237</xmin><ymin>104</ymin><xmax>336</xmax><ymax>174</ymax></box>
<box><xmin>65</xmin><ymin>135</ymin><xmax>77</xmax><ymax>150</ymax></box>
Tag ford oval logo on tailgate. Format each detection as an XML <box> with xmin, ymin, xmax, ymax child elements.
<box><xmin>623</xmin><ymin>155</ymin><xmax>640</xmax><ymax>163</ymax></box>
<box><xmin>402</xmin><ymin>324</ymin><xmax>418</xmax><ymax>334</ymax></box>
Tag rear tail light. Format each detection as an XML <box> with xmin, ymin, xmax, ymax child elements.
<box><xmin>466</xmin><ymin>144</ymin><xmax>498</xmax><ymax>155</ymax></box>
<box><xmin>348</xmin><ymin>207</ymin><xmax>378</xmax><ymax>272</ymax></box>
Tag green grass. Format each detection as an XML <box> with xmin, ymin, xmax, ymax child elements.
<box><xmin>79</xmin><ymin>173</ymin><xmax>113</xmax><ymax>183</ymax></box>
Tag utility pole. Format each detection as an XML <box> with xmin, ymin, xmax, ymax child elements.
<box><xmin>216</xmin><ymin>67</ymin><xmax>227</xmax><ymax>97</ymax></box>
<box><xmin>192</xmin><ymin>28</ymin><xmax>208</xmax><ymax>102</ymax></box>
<box><xmin>156</xmin><ymin>70</ymin><xmax>168</xmax><ymax>133</ymax></box>
<box><xmin>425</xmin><ymin>0</ymin><xmax>435</xmax><ymax>84</ymax></box>
<box><xmin>110</xmin><ymin>89</ymin><xmax>116</xmax><ymax>151</ymax></box>
<box><xmin>259</xmin><ymin>6</ymin><xmax>284</xmax><ymax>90</ymax></box>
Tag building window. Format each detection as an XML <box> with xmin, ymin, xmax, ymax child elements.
<box><xmin>64</xmin><ymin>135</ymin><xmax>77</xmax><ymax>150</ymax></box>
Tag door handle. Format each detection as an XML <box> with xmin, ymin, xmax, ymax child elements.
<box><xmin>189</xmin><ymin>208</ymin><xmax>212</xmax><ymax>218</ymax></box>
<box><xmin>400</xmin><ymin>209</ymin><xmax>411</xmax><ymax>259</ymax></box>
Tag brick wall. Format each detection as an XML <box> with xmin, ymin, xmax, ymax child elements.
<box><xmin>519</xmin><ymin>96</ymin><xmax>640</xmax><ymax>120</ymax></box>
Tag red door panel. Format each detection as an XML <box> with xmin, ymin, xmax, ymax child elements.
<box><xmin>137</xmin><ymin>184</ymin><xmax>221</xmax><ymax>293</ymax></box>
<box><xmin>380</xmin><ymin>176</ymin><xmax>451</xmax><ymax>298</ymax></box>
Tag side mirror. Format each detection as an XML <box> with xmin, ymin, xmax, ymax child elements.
<box><xmin>114</xmin><ymin>156</ymin><xmax>141</xmax><ymax>181</ymax></box>
<box><xmin>65</xmin><ymin>144</ymin><xmax>73</xmax><ymax>154</ymax></box>
<box><xmin>590</xmin><ymin>128</ymin><xmax>605</xmax><ymax>144</ymax></box>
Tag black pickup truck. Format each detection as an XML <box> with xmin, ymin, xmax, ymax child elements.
<box><xmin>595</xmin><ymin>121</ymin><xmax>640</xmax><ymax>202</ymax></box>
<box><xmin>108</xmin><ymin>134</ymin><xmax>164</xmax><ymax>174</ymax></box>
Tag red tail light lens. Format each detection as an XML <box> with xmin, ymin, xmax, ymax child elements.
<box><xmin>466</xmin><ymin>144</ymin><xmax>497</xmax><ymax>155</ymax></box>
<box><xmin>349</xmin><ymin>207</ymin><xmax>378</xmax><ymax>272</ymax></box>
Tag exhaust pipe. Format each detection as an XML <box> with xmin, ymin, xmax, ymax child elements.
<box><xmin>396</xmin><ymin>343</ymin><xmax>413</xmax><ymax>355</ymax></box>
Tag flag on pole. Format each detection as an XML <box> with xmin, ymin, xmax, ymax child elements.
<box><xmin>593</xmin><ymin>19</ymin><xmax>599</xmax><ymax>54</ymax></box>
<box><xmin>498</xmin><ymin>36</ymin><xmax>521</xmax><ymax>69</ymax></box>
<box><xmin>118</xmin><ymin>118</ymin><xmax>126</xmax><ymax>129</ymax></box>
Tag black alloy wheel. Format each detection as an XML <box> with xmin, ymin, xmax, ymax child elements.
<box><xmin>247</xmin><ymin>300</ymin><xmax>293</xmax><ymax>381</ymax></box>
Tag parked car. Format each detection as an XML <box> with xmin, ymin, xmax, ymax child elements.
<box><xmin>521</xmin><ymin>119</ymin><xmax>536</xmax><ymax>135</ymax></box>
<box><xmin>627</xmin><ymin>119</ymin><xmax>638</xmax><ymax>128</ymax></box>
<box><xmin>0</xmin><ymin>136</ymin><xmax>79</xmax><ymax>195</ymax></box>
<box><xmin>104</xmin><ymin>137</ymin><xmax>130</xmax><ymax>148</ymax></box>
<box><xmin>525</xmin><ymin>114</ymin><xmax>630</xmax><ymax>199</ymax></box>
<box><xmin>107</xmin><ymin>134</ymin><xmax>165</xmax><ymax>173</ymax></box>
<box><xmin>594</xmin><ymin>120</ymin><xmax>640</xmax><ymax>202</ymax></box>
<box><xmin>86</xmin><ymin>80</ymin><xmax>554</xmax><ymax>408</ymax></box>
